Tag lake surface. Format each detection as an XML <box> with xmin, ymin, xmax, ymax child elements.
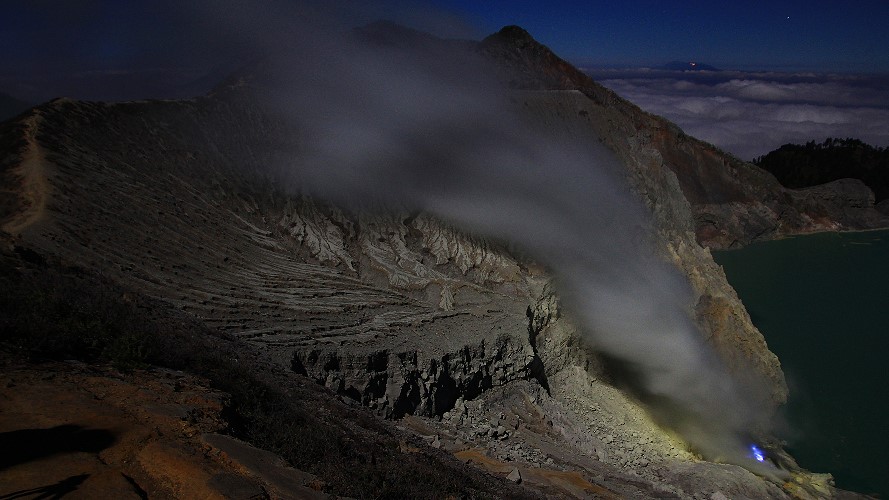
<box><xmin>713</xmin><ymin>229</ymin><xmax>889</xmax><ymax>497</ymax></box>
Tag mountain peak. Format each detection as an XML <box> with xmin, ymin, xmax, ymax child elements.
<box><xmin>479</xmin><ymin>25</ymin><xmax>592</xmax><ymax>92</ymax></box>
<box><xmin>492</xmin><ymin>25</ymin><xmax>534</xmax><ymax>43</ymax></box>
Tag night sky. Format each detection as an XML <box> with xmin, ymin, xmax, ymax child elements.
<box><xmin>434</xmin><ymin>0</ymin><xmax>889</xmax><ymax>72</ymax></box>
<box><xmin>6</xmin><ymin>0</ymin><xmax>889</xmax><ymax>97</ymax></box>
<box><xmin>2</xmin><ymin>1</ymin><xmax>889</xmax><ymax>102</ymax></box>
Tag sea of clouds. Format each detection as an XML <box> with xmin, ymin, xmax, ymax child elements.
<box><xmin>587</xmin><ymin>68</ymin><xmax>889</xmax><ymax>161</ymax></box>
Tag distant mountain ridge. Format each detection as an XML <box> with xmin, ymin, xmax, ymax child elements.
<box><xmin>663</xmin><ymin>61</ymin><xmax>721</xmax><ymax>71</ymax></box>
<box><xmin>754</xmin><ymin>138</ymin><xmax>889</xmax><ymax>212</ymax></box>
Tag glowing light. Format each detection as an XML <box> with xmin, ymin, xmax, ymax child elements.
<box><xmin>749</xmin><ymin>444</ymin><xmax>766</xmax><ymax>462</ymax></box>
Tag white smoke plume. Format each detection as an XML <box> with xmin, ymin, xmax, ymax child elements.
<box><xmin>221</xmin><ymin>9</ymin><xmax>774</xmax><ymax>468</ymax></box>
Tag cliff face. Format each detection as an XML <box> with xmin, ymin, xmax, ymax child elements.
<box><xmin>480</xmin><ymin>27</ymin><xmax>788</xmax><ymax>407</ymax></box>
<box><xmin>0</xmin><ymin>23</ymin><xmax>860</xmax><ymax>499</ymax></box>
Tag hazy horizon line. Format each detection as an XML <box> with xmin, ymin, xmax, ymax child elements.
<box><xmin>576</xmin><ymin>61</ymin><xmax>889</xmax><ymax>76</ymax></box>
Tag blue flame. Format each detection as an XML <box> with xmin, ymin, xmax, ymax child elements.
<box><xmin>750</xmin><ymin>444</ymin><xmax>766</xmax><ymax>462</ymax></box>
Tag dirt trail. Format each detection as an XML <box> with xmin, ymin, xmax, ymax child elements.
<box><xmin>2</xmin><ymin>113</ymin><xmax>50</xmax><ymax>235</ymax></box>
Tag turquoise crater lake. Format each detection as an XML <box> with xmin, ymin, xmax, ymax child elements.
<box><xmin>713</xmin><ymin>229</ymin><xmax>889</xmax><ymax>497</ymax></box>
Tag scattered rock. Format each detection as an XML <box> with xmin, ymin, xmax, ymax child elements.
<box><xmin>506</xmin><ymin>467</ymin><xmax>522</xmax><ymax>484</ymax></box>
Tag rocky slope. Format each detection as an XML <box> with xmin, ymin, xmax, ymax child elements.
<box><xmin>0</xmin><ymin>240</ymin><xmax>540</xmax><ymax>499</ymax></box>
<box><xmin>0</xmin><ymin>356</ymin><xmax>329</xmax><ymax>499</ymax></box>
<box><xmin>0</xmin><ymin>23</ymin><xmax>873</xmax><ymax>499</ymax></box>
